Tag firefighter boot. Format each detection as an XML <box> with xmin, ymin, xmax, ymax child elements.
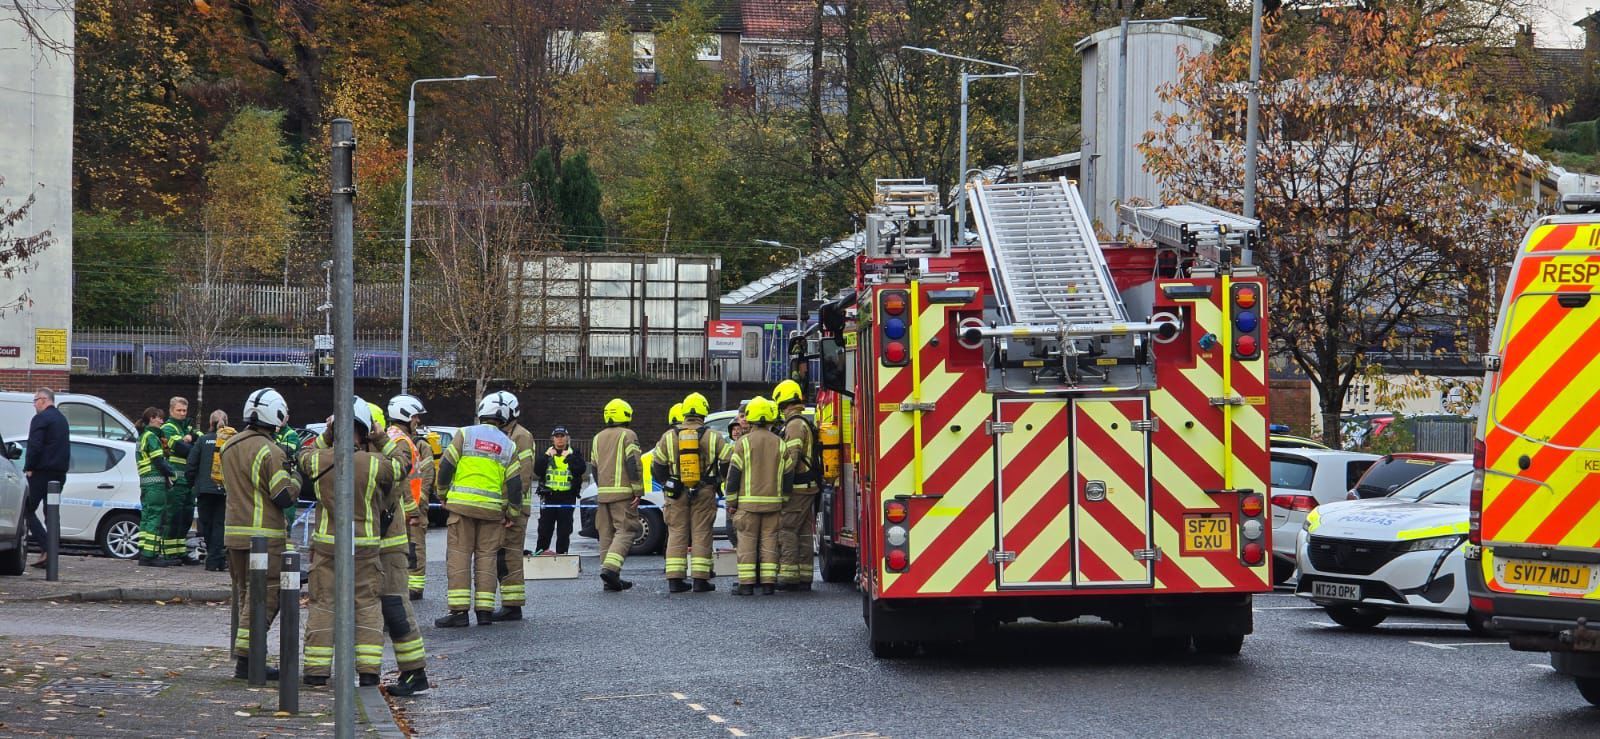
<box><xmin>491</xmin><ymin>605</ymin><xmax>522</xmax><ymax>622</ymax></box>
<box><xmin>733</xmin><ymin>584</ymin><xmax>754</xmax><ymax>596</ymax></box>
<box><xmin>303</xmin><ymin>674</ymin><xmax>328</xmax><ymax>687</ymax></box>
<box><xmin>601</xmin><ymin>570</ymin><xmax>633</xmax><ymax>592</ymax></box>
<box><xmin>762</xmin><ymin>583</ymin><xmax>776</xmax><ymax>595</ymax></box>
<box><xmin>386</xmin><ymin>668</ymin><xmax>430</xmax><ymax>696</ymax></box>
<box><xmin>234</xmin><ymin>657</ymin><xmax>279</xmax><ymax>681</ymax></box>
<box><xmin>434</xmin><ymin>611</ymin><xmax>470</xmax><ymax>628</ymax></box>
<box><xmin>475</xmin><ymin>610</ymin><xmax>495</xmax><ymax>626</ymax></box>
<box><xmin>692</xmin><ymin>578</ymin><xmax>716</xmax><ymax>593</ymax></box>
<box><xmin>359</xmin><ymin>673</ymin><xmax>380</xmax><ymax>687</ymax></box>
<box><xmin>667</xmin><ymin>578</ymin><xmax>692</xmax><ymax>593</ymax></box>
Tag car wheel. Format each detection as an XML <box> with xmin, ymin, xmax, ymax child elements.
<box><xmin>1465</xmin><ymin>609</ymin><xmax>1502</xmax><ymax>637</ymax></box>
<box><xmin>99</xmin><ymin>513</ymin><xmax>142</xmax><ymax>560</ymax></box>
<box><xmin>1577</xmin><ymin>677</ymin><xmax>1600</xmax><ymax>707</ymax></box>
<box><xmin>629</xmin><ymin>508</ymin><xmax>666</xmax><ymax>556</ymax></box>
<box><xmin>1271</xmin><ymin>557</ymin><xmax>1294</xmax><ymax>587</ymax></box>
<box><xmin>1194</xmin><ymin>634</ymin><xmax>1245</xmax><ymax>656</ymax></box>
<box><xmin>1325</xmin><ymin>605</ymin><xmax>1387</xmax><ymax>630</ymax></box>
<box><xmin>0</xmin><ymin>525</ymin><xmax>24</xmax><ymax>576</ymax></box>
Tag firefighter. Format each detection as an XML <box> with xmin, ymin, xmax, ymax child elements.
<box><xmin>533</xmin><ymin>427</ymin><xmax>585</xmax><ymax>555</ymax></box>
<box><xmin>378</xmin><ymin>397</ymin><xmax>430</xmax><ymax>696</ymax></box>
<box><xmin>487</xmin><ymin>391</ymin><xmax>537</xmax><ymax>623</ymax></box>
<box><xmin>135</xmin><ymin>407</ymin><xmax>172</xmax><ymax>566</ymax></box>
<box><xmin>387</xmin><ymin>394</ymin><xmax>434</xmax><ymax>601</ymax></box>
<box><xmin>592</xmin><ymin>398</ymin><xmax>643</xmax><ymax>592</ymax></box>
<box><xmin>773</xmin><ymin>379</ymin><xmax>819</xmax><ymax>591</ymax></box>
<box><xmin>724</xmin><ymin>396</ymin><xmax>788</xmax><ymax>596</ymax></box>
<box><xmin>160</xmin><ymin>397</ymin><xmax>198</xmax><ymax>565</ymax></box>
<box><xmin>668</xmin><ymin>403</ymin><xmax>684</xmax><ymax>426</ymax></box>
<box><xmin>299</xmin><ymin>400</ymin><xmax>404</xmax><ymax>687</ymax></box>
<box><xmin>434</xmin><ymin>397</ymin><xmax>523</xmax><ymax>627</ymax></box>
<box><xmin>220</xmin><ymin>388</ymin><xmax>300</xmax><ymax>680</ymax></box>
<box><xmin>654</xmin><ymin>392</ymin><xmax>728</xmax><ymax>593</ymax></box>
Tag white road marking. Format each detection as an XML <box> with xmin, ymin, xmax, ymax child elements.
<box><xmin>671</xmin><ymin>692</ymin><xmax>687</xmax><ymax>700</ymax></box>
<box><xmin>582</xmin><ymin>692</ymin><xmax>676</xmax><ymax>701</ymax></box>
<box><xmin>1527</xmin><ymin>663</ymin><xmax>1556</xmax><ymax>671</ymax></box>
<box><xmin>728</xmin><ymin>729</ymin><xmax>748</xmax><ymax>737</ymax></box>
<box><xmin>708</xmin><ymin>715</ymin><xmax>727</xmax><ymax>724</ymax></box>
<box><xmin>1410</xmin><ymin>641</ymin><xmax>1456</xmax><ymax>650</ymax></box>
<box><xmin>688</xmin><ymin>703</ymin><xmax>706</xmax><ymax>712</ymax></box>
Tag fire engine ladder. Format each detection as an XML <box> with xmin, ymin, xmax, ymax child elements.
<box><xmin>969</xmin><ymin>178</ymin><xmax>1128</xmax><ymax>328</ymax></box>
<box><xmin>1117</xmin><ymin>202</ymin><xmax>1260</xmax><ymax>267</ymax></box>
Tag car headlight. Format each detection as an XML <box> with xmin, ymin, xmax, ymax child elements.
<box><xmin>1397</xmin><ymin>535</ymin><xmax>1464</xmax><ymax>552</ymax></box>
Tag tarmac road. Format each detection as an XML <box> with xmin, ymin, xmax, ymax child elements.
<box><xmin>402</xmin><ymin>545</ymin><xmax>1600</xmax><ymax>738</ymax></box>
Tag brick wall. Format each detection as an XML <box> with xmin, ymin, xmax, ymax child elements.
<box><xmin>0</xmin><ymin>369</ymin><xmax>69</xmax><ymax>393</ymax></box>
<box><xmin>70</xmin><ymin>375</ymin><xmax>771</xmax><ymax>442</ymax></box>
<box><xmin>1269</xmin><ymin>378</ymin><xmax>1314</xmax><ymax>437</ymax></box>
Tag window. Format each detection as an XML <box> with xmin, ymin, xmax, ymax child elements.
<box><xmin>1270</xmin><ymin>456</ymin><xmax>1317</xmax><ymax>491</ymax></box>
<box><xmin>697</xmin><ymin>35</ymin><xmax>721</xmax><ymax>61</ymax></box>
<box><xmin>744</xmin><ymin>331</ymin><xmax>761</xmax><ymax>359</ymax></box>
<box><xmin>69</xmin><ymin>442</ymin><xmax>119</xmax><ymax>474</ymax></box>
<box><xmin>60</xmin><ymin>402</ymin><xmax>132</xmax><ymax>441</ymax></box>
<box><xmin>1355</xmin><ymin>456</ymin><xmax>1442</xmax><ymax>497</ymax></box>
<box><xmin>1345</xmin><ymin>460</ymin><xmax>1375</xmax><ymax>490</ymax></box>
<box><xmin>633</xmin><ymin>33</ymin><xmax>655</xmax><ymax>74</ymax></box>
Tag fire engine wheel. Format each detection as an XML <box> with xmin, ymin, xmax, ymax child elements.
<box><xmin>1193</xmin><ymin>634</ymin><xmax>1245</xmax><ymax>656</ymax></box>
<box><xmin>1324</xmin><ymin>605</ymin><xmax>1387</xmax><ymax>630</ymax></box>
<box><xmin>1576</xmin><ymin>677</ymin><xmax>1600</xmax><ymax>707</ymax></box>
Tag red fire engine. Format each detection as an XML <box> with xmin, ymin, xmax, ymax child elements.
<box><xmin>808</xmin><ymin>178</ymin><xmax>1274</xmax><ymax>657</ymax></box>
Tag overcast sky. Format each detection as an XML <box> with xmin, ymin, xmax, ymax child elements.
<box><xmin>1538</xmin><ymin>0</ymin><xmax>1595</xmax><ymax>47</ymax></box>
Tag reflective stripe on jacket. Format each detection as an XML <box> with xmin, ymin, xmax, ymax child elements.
<box><xmin>591</xmin><ymin>426</ymin><xmax>642</xmax><ymax>502</ymax></box>
<box><xmin>439</xmin><ymin>424</ymin><xmax>517</xmax><ymax>520</ymax></box>
<box><xmin>725</xmin><ymin>427</ymin><xmax>787</xmax><ymax>511</ymax></box>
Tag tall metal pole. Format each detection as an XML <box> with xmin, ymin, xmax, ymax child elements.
<box><xmin>793</xmin><ymin>245</ymin><xmax>804</xmax><ymax>328</ymax></box>
<box><xmin>957</xmin><ymin>69</ymin><xmax>969</xmax><ymax>239</ymax></box>
<box><xmin>1115</xmin><ymin>14</ymin><xmax>1130</xmax><ymax>221</ymax></box>
<box><xmin>329</xmin><ymin>118</ymin><xmax>358</xmax><ymax>739</ymax></box>
<box><xmin>1243</xmin><ymin>0</ymin><xmax>1264</xmax><ymax>221</ymax></box>
<box><xmin>1016</xmin><ymin>72</ymin><xmax>1026</xmax><ymax>176</ymax></box>
<box><xmin>401</xmin><ymin>93</ymin><xmax>416</xmax><ymax>395</ymax></box>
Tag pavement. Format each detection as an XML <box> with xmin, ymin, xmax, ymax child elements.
<box><xmin>0</xmin><ymin>552</ymin><xmax>232</xmax><ymax>604</ymax></box>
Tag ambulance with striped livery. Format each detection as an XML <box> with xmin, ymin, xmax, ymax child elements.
<box><xmin>1468</xmin><ymin>195</ymin><xmax>1600</xmax><ymax>706</ymax></box>
<box><xmin>813</xmin><ymin>179</ymin><xmax>1274</xmax><ymax>657</ymax></box>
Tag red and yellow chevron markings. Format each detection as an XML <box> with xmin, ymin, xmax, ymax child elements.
<box><xmin>1071</xmin><ymin>399</ymin><xmax>1154</xmax><ymax>586</ymax></box>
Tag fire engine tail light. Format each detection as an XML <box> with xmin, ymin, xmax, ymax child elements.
<box><xmin>1230</xmin><ymin>283</ymin><xmax>1262</xmax><ymax>361</ymax></box>
<box><xmin>1238</xmin><ymin>491</ymin><xmax>1268</xmax><ymax>567</ymax></box>
<box><xmin>879</xmin><ymin>290</ymin><xmax>911</xmax><ymax>367</ymax></box>
<box><xmin>884</xmin><ymin>500</ymin><xmax>910</xmax><ymax>572</ymax></box>
<box><xmin>1241</xmin><ymin>494</ymin><xmax>1265</xmax><ymax>517</ymax></box>
<box><xmin>1241</xmin><ymin>542</ymin><xmax>1265</xmax><ymax>565</ymax></box>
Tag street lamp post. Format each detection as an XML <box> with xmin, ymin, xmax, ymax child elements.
<box><xmin>1114</xmin><ymin>16</ymin><xmax>1203</xmax><ymax>229</ymax></box>
<box><xmin>900</xmin><ymin>46</ymin><xmax>1029</xmax><ymax>241</ymax></box>
<box><xmin>402</xmin><ymin>74</ymin><xmax>497</xmax><ymax>394</ymax></box>
<box><xmin>1242</xmin><ymin>0</ymin><xmax>1263</xmax><ymax>223</ymax></box>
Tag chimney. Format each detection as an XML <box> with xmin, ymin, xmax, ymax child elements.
<box><xmin>1582</xmin><ymin>11</ymin><xmax>1600</xmax><ymax>56</ymax></box>
<box><xmin>1516</xmin><ymin>23</ymin><xmax>1534</xmax><ymax>50</ymax></box>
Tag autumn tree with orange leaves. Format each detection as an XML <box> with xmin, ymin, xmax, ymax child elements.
<box><xmin>1142</xmin><ymin>7</ymin><xmax>1549</xmax><ymax>444</ymax></box>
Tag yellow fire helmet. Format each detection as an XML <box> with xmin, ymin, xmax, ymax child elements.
<box><xmin>745</xmin><ymin>396</ymin><xmax>779</xmax><ymax>425</ymax></box>
<box><xmin>603</xmin><ymin>398</ymin><xmax>634</xmax><ymax>424</ymax></box>
<box><xmin>772</xmin><ymin>379</ymin><xmax>804</xmax><ymax>407</ymax></box>
<box><xmin>681</xmin><ymin>392</ymin><xmax>710</xmax><ymax>419</ymax></box>
<box><xmin>668</xmin><ymin>403</ymin><xmax>685</xmax><ymax>425</ymax></box>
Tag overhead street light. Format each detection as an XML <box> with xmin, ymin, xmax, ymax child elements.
<box><xmin>401</xmin><ymin>74</ymin><xmax>498</xmax><ymax>394</ymax></box>
<box><xmin>901</xmin><ymin>46</ymin><xmax>1031</xmax><ymax>240</ymax></box>
<box><xmin>752</xmin><ymin>239</ymin><xmax>805</xmax><ymax>328</ymax></box>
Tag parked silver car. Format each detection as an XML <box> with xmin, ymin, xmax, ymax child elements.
<box><xmin>0</xmin><ymin>433</ymin><xmax>29</xmax><ymax>575</ymax></box>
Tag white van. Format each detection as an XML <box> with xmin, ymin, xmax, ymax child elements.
<box><xmin>0</xmin><ymin>391</ymin><xmax>138</xmax><ymax>444</ymax></box>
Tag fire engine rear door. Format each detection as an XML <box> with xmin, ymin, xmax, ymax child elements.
<box><xmin>1070</xmin><ymin>398</ymin><xmax>1154</xmax><ymax>587</ymax></box>
<box><xmin>994</xmin><ymin>399</ymin><xmax>1075</xmax><ymax>587</ymax></box>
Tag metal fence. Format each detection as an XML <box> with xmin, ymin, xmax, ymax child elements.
<box><xmin>1411</xmin><ymin>418</ymin><xmax>1474</xmax><ymax>453</ymax></box>
<box><xmin>71</xmin><ymin>326</ymin><xmax>790</xmax><ymax>383</ymax></box>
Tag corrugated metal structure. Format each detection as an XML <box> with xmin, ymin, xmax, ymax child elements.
<box><xmin>1076</xmin><ymin>23</ymin><xmax>1222</xmax><ymax>232</ymax></box>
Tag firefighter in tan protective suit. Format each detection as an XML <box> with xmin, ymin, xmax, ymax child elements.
<box><xmin>724</xmin><ymin>396</ymin><xmax>789</xmax><ymax>596</ymax></box>
<box><xmin>592</xmin><ymin>398</ymin><xmax>643</xmax><ymax>592</ymax></box>
<box><xmin>488</xmin><ymin>391</ymin><xmax>537</xmax><ymax>622</ymax></box>
<box><xmin>773</xmin><ymin>379</ymin><xmax>819</xmax><ymax>591</ymax></box>
<box><xmin>386</xmin><ymin>394</ymin><xmax>435</xmax><ymax>601</ymax></box>
<box><xmin>381</xmin><ymin>395</ymin><xmax>431</xmax><ymax>696</ymax></box>
<box><xmin>434</xmin><ymin>396</ymin><xmax>523</xmax><ymax>627</ymax></box>
<box><xmin>220</xmin><ymin>388</ymin><xmax>300</xmax><ymax>680</ymax></box>
<box><xmin>653</xmin><ymin>392</ymin><xmax>729</xmax><ymax>593</ymax></box>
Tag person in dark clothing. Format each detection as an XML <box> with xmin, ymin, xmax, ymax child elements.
<box><xmin>532</xmin><ymin>427</ymin><xmax>586</xmax><ymax>555</ymax></box>
<box><xmin>185</xmin><ymin>409</ymin><xmax>233</xmax><ymax>572</ymax></box>
<box><xmin>22</xmin><ymin>388</ymin><xmax>69</xmax><ymax>568</ymax></box>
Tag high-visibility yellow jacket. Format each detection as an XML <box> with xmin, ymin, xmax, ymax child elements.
<box><xmin>438</xmin><ymin>423</ymin><xmax>521</xmax><ymax>521</ymax></box>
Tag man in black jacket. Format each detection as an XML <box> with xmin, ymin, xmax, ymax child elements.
<box><xmin>23</xmin><ymin>388</ymin><xmax>69</xmax><ymax>569</ymax></box>
<box><xmin>532</xmin><ymin>427</ymin><xmax>586</xmax><ymax>555</ymax></box>
<box><xmin>185</xmin><ymin>410</ymin><xmax>232</xmax><ymax>571</ymax></box>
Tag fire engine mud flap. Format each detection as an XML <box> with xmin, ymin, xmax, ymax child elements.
<box><xmin>1139</xmin><ymin>595</ymin><xmax>1255</xmax><ymax>639</ymax></box>
<box><xmin>866</xmin><ymin>595</ymin><xmax>981</xmax><ymax>650</ymax></box>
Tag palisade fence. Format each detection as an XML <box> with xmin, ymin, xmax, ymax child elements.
<box><xmin>153</xmin><ymin>281</ymin><xmax>420</xmax><ymax>331</ymax></box>
<box><xmin>69</xmin><ymin>326</ymin><xmax>752</xmax><ymax>382</ymax></box>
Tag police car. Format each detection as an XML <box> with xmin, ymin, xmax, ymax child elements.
<box><xmin>1295</xmin><ymin>460</ymin><xmax>1493</xmax><ymax>633</ymax></box>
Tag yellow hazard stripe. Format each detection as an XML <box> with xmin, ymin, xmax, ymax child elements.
<box><xmin>1395</xmin><ymin>522</ymin><xmax>1469</xmax><ymax>540</ymax></box>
